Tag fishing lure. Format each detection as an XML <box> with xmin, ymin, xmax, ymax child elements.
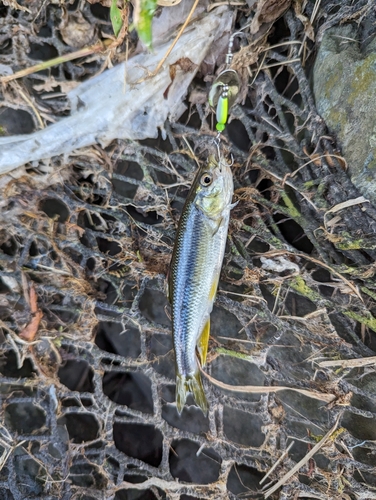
<box><xmin>209</xmin><ymin>69</ymin><xmax>240</xmax><ymax>132</ymax></box>
<box><xmin>169</xmin><ymin>155</ymin><xmax>234</xmax><ymax>414</ymax></box>
<box><xmin>208</xmin><ymin>32</ymin><xmax>243</xmax><ymax>132</ymax></box>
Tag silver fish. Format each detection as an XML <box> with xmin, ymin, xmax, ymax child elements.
<box><xmin>168</xmin><ymin>155</ymin><xmax>234</xmax><ymax>414</ymax></box>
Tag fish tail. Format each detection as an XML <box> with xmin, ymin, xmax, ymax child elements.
<box><xmin>176</xmin><ymin>371</ymin><xmax>208</xmax><ymax>416</ymax></box>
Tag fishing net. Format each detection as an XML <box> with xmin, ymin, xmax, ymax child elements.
<box><xmin>1</xmin><ymin>0</ymin><xmax>376</xmax><ymax>499</ymax></box>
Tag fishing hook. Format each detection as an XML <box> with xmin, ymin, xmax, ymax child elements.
<box><xmin>214</xmin><ymin>132</ymin><xmax>222</xmax><ymax>162</ymax></box>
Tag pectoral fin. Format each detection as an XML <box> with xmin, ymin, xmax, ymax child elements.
<box><xmin>212</xmin><ymin>217</ymin><xmax>223</xmax><ymax>236</ymax></box>
<box><xmin>197</xmin><ymin>317</ymin><xmax>210</xmax><ymax>367</ymax></box>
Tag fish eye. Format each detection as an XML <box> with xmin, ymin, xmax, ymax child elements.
<box><xmin>200</xmin><ymin>173</ymin><xmax>213</xmax><ymax>187</ymax></box>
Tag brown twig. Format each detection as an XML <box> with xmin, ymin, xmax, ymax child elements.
<box><xmin>0</xmin><ymin>41</ymin><xmax>111</xmax><ymax>84</ymax></box>
<box><xmin>201</xmin><ymin>368</ymin><xmax>336</xmax><ymax>403</ymax></box>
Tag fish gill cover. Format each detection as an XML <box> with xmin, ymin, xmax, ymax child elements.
<box><xmin>0</xmin><ymin>0</ymin><xmax>376</xmax><ymax>499</ymax></box>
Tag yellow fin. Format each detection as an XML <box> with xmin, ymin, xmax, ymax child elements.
<box><xmin>176</xmin><ymin>372</ymin><xmax>208</xmax><ymax>415</ymax></box>
<box><xmin>197</xmin><ymin>317</ymin><xmax>210</xmax><ymax>367</ymax></box>
<box><xmin>209</xmin><ymin>275</ymin><xmax>219</xmax><ymax>302</ymax></box>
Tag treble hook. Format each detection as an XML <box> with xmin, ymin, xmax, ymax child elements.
<box><xmin>228</xmin><ymin>153</ymin><xmax>234</xmax><ymax>167</ymax></box>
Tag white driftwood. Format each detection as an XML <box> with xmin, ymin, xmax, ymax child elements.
<box><xmin>0</xmin><ymin>7</ymin><xmax>232</xmax><ymax>175</ymax></box>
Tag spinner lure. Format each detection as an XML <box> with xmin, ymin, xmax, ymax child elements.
<box><xmin>208</xmin><ymin>32</ymin><xmax>243</xmax><ymax>132</ymax></box>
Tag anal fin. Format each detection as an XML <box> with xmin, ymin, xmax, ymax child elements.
<box><xmin>197</xmin><ymin>317</ymin><xmax>210</xmax><ymax>367</ymax></box>
<box><xmin>209</xmin><ymin>275</ymin><xmax>219</xmax><ymax>302</ymax></box>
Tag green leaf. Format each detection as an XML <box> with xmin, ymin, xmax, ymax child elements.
<box><xmin>134</xmin><ymin>0</ymin><xmax>157</xmax><ymax>50</ymax></box>
<box><xmin>110</xmin><ymin>0</ymin><xmax>123</xmax><ymax>38</ymax></box>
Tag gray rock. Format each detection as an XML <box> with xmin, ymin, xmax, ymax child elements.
<box><xmin>313</xmin><ymin>24</ymin><xmax>376</xmax><ymax>202</ymax></box>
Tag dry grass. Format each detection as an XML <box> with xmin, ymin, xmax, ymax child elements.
<box><xmin>263</xmin><ymin>416</ymin><xmax>341</xmax><ymax>498</ymax></box>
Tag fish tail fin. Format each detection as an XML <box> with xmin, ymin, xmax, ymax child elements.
<box><xmin>189</xmin><ymin>371</ymin><xmax>208</xmax><ymax>416</ymax></box>
<box><xmin>176</xmin><ymin>371</ymin><xmax>208</xmax><ymax>416</ymax></box>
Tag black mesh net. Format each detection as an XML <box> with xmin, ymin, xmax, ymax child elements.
<box><xmin>1</xmin><ymin>0</ymin><xmax>376</xmax><ymax>499</ymax></box>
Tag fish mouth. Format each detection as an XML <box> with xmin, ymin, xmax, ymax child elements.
<box><xmin>218</xmin><ymin>155</ymin><xmax>233</xmax><ymax>176</ymax></box>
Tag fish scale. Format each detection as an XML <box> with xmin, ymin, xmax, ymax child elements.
<box><xmin>169</xmin><ymin>155</ymin><xmax>234</xmax><ymax>414</ymax></box>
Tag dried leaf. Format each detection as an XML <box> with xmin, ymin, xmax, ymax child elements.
<box><xmin>320</xmin><ymin>228</ymin><xmax>344</xmax><ymax>244</ymax></box>
<box><xmin>29</xmin><ymin>284</ymin><xmax>38</xmax><ymax>314</ymax></box>
<box><xmin>60</xmin><ymin>12</ymin><xmax>96</xmax><ymax>48</ymax></box>
<box><xmin>66</xmin><ymin>222</ymin><xmax>86</xmax><ymax>237</ymax></box>
<box><xmin>302</xmin><ymin>147</ymin><xmax>348</xmax><ymax>170</ymax></box>
<box><xmin>19</xmin><ymin>283</ymin><xmax>43</xmax><ymax>342</ymax></box>
<box><xmin>324</xmin><ymin>196</ymin><xmax>369</xmax><ymax>224</ymax></box>
<box><xmin>188</xmin><ymin>89</ymin><xmax>208</xmax><ymax>105</ymax></box>
<box><xmin>242</xmin><ymin>266</ymin><xmax>262</xmax><ymax>284</ymax></box>
<box><xmin>325</xmin><ymin>151</ymin><xmax>347</xmax><ymax>170</ymax></box>
<box><xmin>33</xmin><ymin>77</ymin><xmax>79</xmax><ymax>94</ymax></box>
<box><xmin>19</xmin><ymin>310</ymin><xmax>43</xmax><ymax>342</ymax></box>
<box><xmin>251</xmin><ymin>0</ymin><xmax>292</xmax><ymax>34</ymax></box>
<box><xmin>293</xmin><ymin>0</ymin><xmax>315</xmax><ymax>41</ymax></box>
<box><xmin>325</xmin><ymin>214</ymin><xmax>342</xmax><ymax>229</ymax></box>
<box><xmin>302</xmin><ymin>149</ymin><xmax>322</xmax><ymax>166</ymax></box>
<box><xmin>176</xmin><ymin>57</ymin><xmax>197</xmax><ymax>73</ymax></box>
<box><xmin>169</xmin><ymin>57</ymin><xmax>196</xmax><ymax>83</ymax></box>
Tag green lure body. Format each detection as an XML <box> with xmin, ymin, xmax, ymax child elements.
<box><xmin>169</xmin><ymin>156</ymin><xmax>234</xmax><ymax>414</ymax></box>
<box><xmin>216</xmin><ymin>90</ymin><xmax>229</xmax><ymax>132</ymax></box>
<box><xmin>208</xmin><ymin>69</ymin><xmax>240</xmax><ymax>133</ymax></box>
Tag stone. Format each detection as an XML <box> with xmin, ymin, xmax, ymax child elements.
<box><xmin>313</xmin><ymin>24</ymin><xmax>376</xmax><ymax>202</ymax></box>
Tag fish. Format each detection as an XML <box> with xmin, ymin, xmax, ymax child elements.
<box><xmin>168</xmin><ymin>154</ymin><xmax>234</xmax><ymax>414</ymax></box>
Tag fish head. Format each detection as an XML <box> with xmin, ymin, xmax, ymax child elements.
<box><xmin>193</xmin><ymin>156</ymin><xmax>233</xmax><ymax>219</ymax></box>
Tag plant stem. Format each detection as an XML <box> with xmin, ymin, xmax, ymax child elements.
<box><xmin>0</xmin><ymin>40</ymin><xmax>112</xmax><ymax>84</ymax></box>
